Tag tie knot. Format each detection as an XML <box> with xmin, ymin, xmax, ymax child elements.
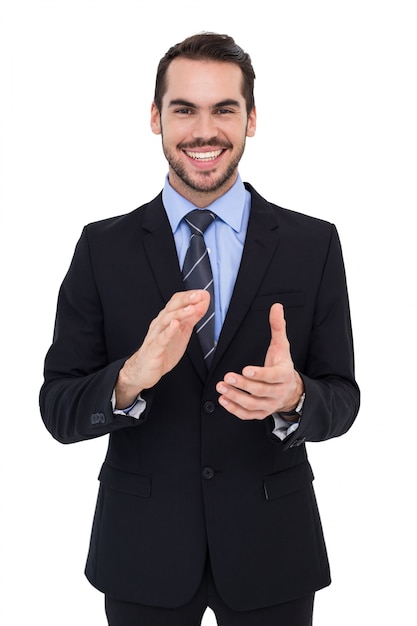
<box><xmin>184</xmin><ymin>210</ymin><xmax>216</xmax><ymax>235</ymax></box>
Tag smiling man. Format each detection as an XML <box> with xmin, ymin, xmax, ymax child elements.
<box><xmin>40</xmin><ymin>33</ymin><xmax>359</xmax><ymax>626</ymax></box>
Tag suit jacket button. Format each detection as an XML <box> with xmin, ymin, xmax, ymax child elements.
<box><xmin>203</xmin><ymin>401</ymin><xmax>215</xmax><ymax>414</ymax></box>
<box><xmin>202</xmin><ymin>467</ymin><xmax>215</xmax><ymax>480</ymax></box>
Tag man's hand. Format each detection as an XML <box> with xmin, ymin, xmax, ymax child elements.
<box><xmin>115</xmin><ymin>290</ymin><xmax>210</xmax><ymax>408</ymax></box>
<box><xmin>216</xmin><ymin>303</ymin><xmax>304</xmax><ymax>421</ymax></box>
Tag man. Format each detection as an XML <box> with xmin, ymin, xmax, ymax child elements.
<box><xmin>40</xmin><ymin>33</ymin><xmax>360</xmax><ymax>626</ymax></box>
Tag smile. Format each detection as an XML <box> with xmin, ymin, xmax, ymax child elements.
<box><xmin>184</xmin><ymin>150</ymin><xmax>224</xmax><ymax>161</ymax></box>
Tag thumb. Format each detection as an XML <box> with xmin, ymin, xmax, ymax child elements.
<box><xmin>269</xmin><ymin>303</ymin><xmax>288</xmax><ymax>345</ymax></box>
<box><xmin>265</xmin><ymin>303</ymin><xmax>290</xmax><ymax>366</ymax></box>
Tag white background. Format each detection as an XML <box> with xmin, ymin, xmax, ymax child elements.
<box><xmin>1</xmin><ymin>0</ymin><xmax>416</xmax><ymax>624</ymax></box>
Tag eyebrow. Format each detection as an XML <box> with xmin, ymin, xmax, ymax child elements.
<box><xmin>168</xmin><ymin>98</ymin><xmax>241</xmax><ymax>109</ymax></box>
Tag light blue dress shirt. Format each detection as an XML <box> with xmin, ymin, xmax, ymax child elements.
<box><xmin>162</xmin><ymin>174</ymin><xmax>250</xmax><ymax>342</ymax></box>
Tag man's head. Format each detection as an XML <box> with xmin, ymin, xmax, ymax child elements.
<box><xmin>154</xmin><ymin>32</ymin><xmax>255</xmax><ymax>116</ymax></box>
<box><xmin>151</xmin><ymin>33</ymin><xmax>257</xmax><ymax>206</ymax></box>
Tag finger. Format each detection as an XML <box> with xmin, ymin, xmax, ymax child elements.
<box><xmin>182</xmin><ymin>290</ymin><xmax>211</xmax><ymax>321</ymax></box>
<box><xmin>269</xmin><ymin>303</ymin><xmax>289</xmax><ymax>346</ymax></box>
<box><xmin>217</xmin><ymin>372</ymin><xmax>287</xmax><ymax>407</ymax></box>
<box><xmin>217</xmin><ymin>370</ymin><xmax>284</xmax><ymax>396</ymax></box>
<box><xmin>164</xmin><ymin>289</ymin><xmax>210</xmax><ymax>316</ymax></box>
<box><xmin>151</xmin><ymin>290</ymin><xmax>210</xmax><ymax>334</ymax></box>
<box><xmin>240</xmin><ymin>364</ymin><xmax>290</xmax><ymax>385</ymax></box>
<box><xmin>217</xmin><ymin>391</ymin><xmax>274</xmax><ymax>421</ymax></box>
<box><xmin>262</xmin><ymin>303</ymin><xmax>293</xmax><ymax>369</ymax></box>
<box><xmin>217</xmin><ymin>380</ymin><xmax>268</xmax><ymax>409</ymax></box>
<box><xmin>152</xmin><ymin>317</ymin><xmax>183</xmax><ymax>349</ymax></box>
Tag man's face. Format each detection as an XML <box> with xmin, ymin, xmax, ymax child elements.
<box><xmin>151</xmin><ymin>58</ymin><xmax>256</xmax><ymax>206</ymax></box>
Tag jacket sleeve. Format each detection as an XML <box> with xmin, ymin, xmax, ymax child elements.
<box><xmin>39</xmin><ymin>227</ymin><xmax>150</xmax><ymax>444</ymax></box>
<box><xmin>282</xmin><ymin>225</ymin><xmax>360</xmax><ymax>450</ymax></box>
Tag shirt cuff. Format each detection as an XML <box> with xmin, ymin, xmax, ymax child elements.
<box><xmin>271</xmin><ymin>413</ymin><xmax>300</xmax><ymax>441</ymax></box>
<box><xmin>111</xmin><ymin>390</ymin><xmax>147</xmax><ymax>419</ymax></box>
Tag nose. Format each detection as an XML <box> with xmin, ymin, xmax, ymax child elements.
<box><xmin>191</xmin><ymin>111</ymin><xmax>218</xmax><ymax>140</ymax></box>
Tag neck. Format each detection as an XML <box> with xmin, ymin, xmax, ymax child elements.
<box><xmin>168</xmin><ymin>170</ymin><xmax>238</xmax><ymax>208</ymax></box>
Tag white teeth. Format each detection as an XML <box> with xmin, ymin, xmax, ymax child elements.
<box><xmin>185</xmin><ymin>150</ymin><xmax>223</xmax><ymax>161</ymax></box>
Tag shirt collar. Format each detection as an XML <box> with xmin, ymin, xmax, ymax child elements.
<box><xmin>162</xmin><ymin>174</ymin><xmax>247</xmax><ymax>234</ymax></box>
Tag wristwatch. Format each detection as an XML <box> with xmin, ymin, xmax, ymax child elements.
<box><xmin>278</xmin><ymin>392</ymin><xmax>305</xmax><ymax>418</ymax></box>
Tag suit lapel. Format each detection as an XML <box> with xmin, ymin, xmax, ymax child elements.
<box><xmin>142</xmin><ymin>194</ymin><xmax>207</xmax><ymax>381</ymax></box>
<box><xmin>141</xmin><ymin>187</ymin><xmax>280</xmax><ymax>377</ymax></box>
<box><xmin>142</xmin><ymin>195</ymin><xmax>183</xmax><ymax>302</ymax></box>
<box><xmin>212</xmin><ymin>184</ymin><xmax>281</xmax><ymax>368</ymax></box>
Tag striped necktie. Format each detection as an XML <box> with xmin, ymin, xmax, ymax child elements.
<box><xmin>182</xmin><ymin>210</ymin><xmax>216</xmax><ymax>366</ymax></box>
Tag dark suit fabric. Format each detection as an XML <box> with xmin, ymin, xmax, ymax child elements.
<box><xmin>40</xmin><ymin>183</ymin><xmax>359</xmax><ymax>611</ymax></box>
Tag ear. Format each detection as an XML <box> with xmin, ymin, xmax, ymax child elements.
<box><xmin>150</xmin><ymin>102</ymin><xmax>161</xmax><ymax>135</ymax></box>
<box><xmin>246</xmin><ymin>106</ymin><xmax>257</xmax><ymax>137</ymax></box>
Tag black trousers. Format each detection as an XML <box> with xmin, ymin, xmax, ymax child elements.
<box><xmin>105</xmin><ymin>560</ymin><xmax>314</xmax><ymax>626</ymax></box>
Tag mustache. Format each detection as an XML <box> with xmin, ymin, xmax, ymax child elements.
<box><xmin>178</xmin><ymin>138</ymin><xmax>232</xmax><ymax>150</ymax></box>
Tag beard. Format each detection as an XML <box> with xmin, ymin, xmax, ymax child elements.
<box><xmin>161</xmin><ymin>135</ymin><xmax>247</xmax><ymax>194</ymax></box>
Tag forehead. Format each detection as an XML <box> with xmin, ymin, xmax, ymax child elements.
<box><xmin>163</xmin><ymin>58</ymin><xmax>244</xmax><ymax>104</ymax></box>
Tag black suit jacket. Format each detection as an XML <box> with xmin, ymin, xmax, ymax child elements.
<box><xmin>40</xmin><ymin>183</ymin><xmax>359</xmax><ymax>610</ymax></box>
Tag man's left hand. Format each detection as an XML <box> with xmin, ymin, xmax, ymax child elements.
<box><xmin>216</xmin><ymin>303</ymin><xmax>304</xmax><ymax>421</ymax></box>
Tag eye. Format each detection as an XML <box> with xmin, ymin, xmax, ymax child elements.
<box><xmin>175</xmin><ymin>108</ymin><xmax>194</xmax><ymax>115</ymax></box>
<box><xmin>216</xmin><ymin>108</ymin><xmax>233</xmax><ymax>115</ymax></box>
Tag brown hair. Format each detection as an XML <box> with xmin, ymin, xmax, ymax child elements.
<box><xmin>154</xmin><ymin>32</ymin><xmax>256</xmax><ymax>115</ymax></box>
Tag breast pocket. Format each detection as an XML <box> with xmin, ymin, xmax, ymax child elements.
<box><xmin>250</xmin><ymin>292</ymin><xmax>305</xmax><ymax>311</ymax></box>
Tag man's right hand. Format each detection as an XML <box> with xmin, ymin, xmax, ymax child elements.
<box><xmin>114</xmin><ymin>290</ymin><xmax>210</xmax><ymax>409</ymax></box>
